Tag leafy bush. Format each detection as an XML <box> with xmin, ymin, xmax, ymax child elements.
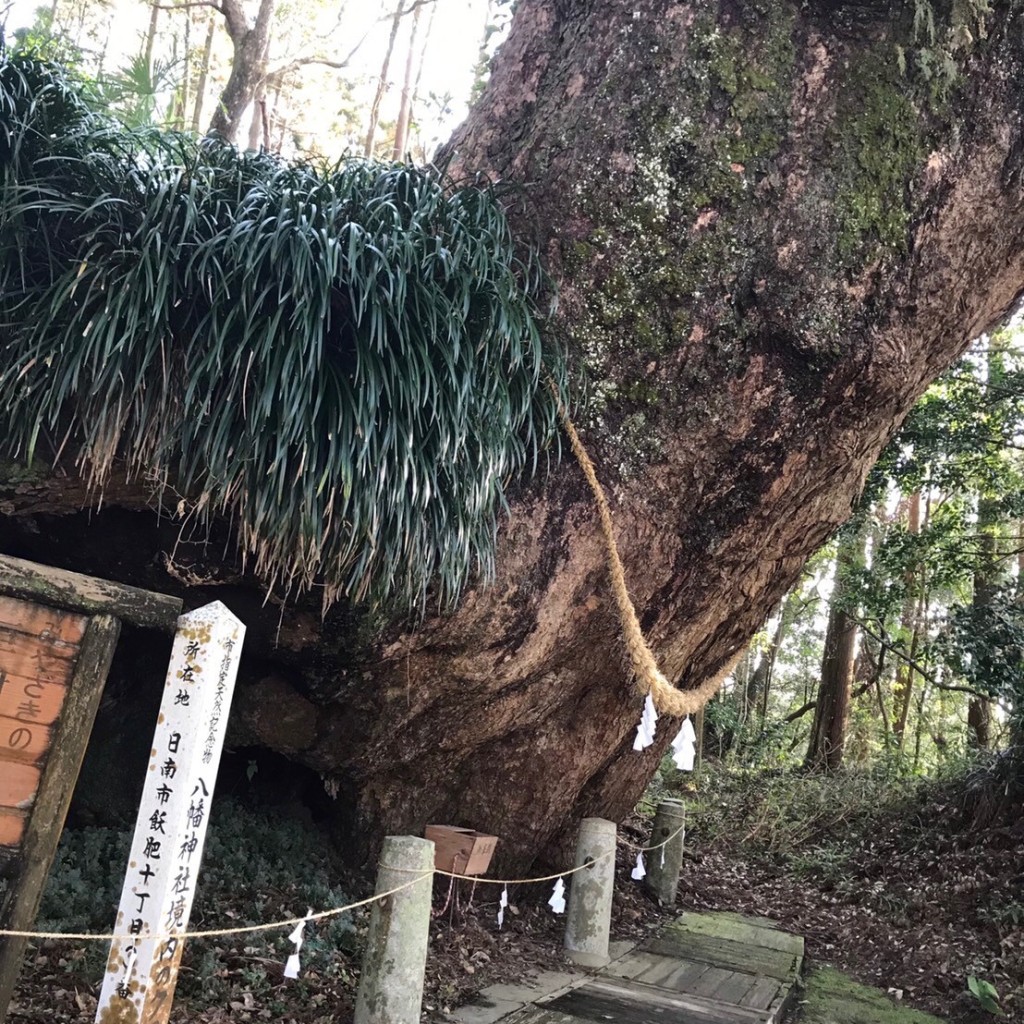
<box><xmin>0</xmin><ymin>52</ymin><xmax>565</xmax><ymax>611</ymax></box>
<box><xmin>683</xmin><ymin>766</ymin><xmax>920</xmax><ymax>854</ymax></box>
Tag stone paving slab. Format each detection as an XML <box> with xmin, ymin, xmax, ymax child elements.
<box><xmin>669</xmin><ymin>913</ymin><xmax>805</xmax><ymax>957</ymax></box>
<box><xmin>643</xmin><ymin>929</ymin><xmax>801</xmax><ymax>983</ymax></box>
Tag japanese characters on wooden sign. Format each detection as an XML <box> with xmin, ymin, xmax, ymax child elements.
<box><xmin>0</xmin><ymin>554</ymin><xmax>182</xmax><ymax>1024</ymax></box>
<box><xmin>96</xmin><ymin>601</ymin><xmax>244</xmax><ymax>1024</ymax></box>
<box><xmin>0</xmin><ymin>597</ymin><xmax>88</xmax><ymax>852</ymax></box>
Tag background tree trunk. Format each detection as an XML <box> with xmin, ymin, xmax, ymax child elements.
<box><xmin>190</xmin><ymin>14</ymin><xmax>216</xmax><ymax>134</ymax></box>
<box><xmin>5</xmin><ymin>0</ymin><xmax>1024</xmax><ymax>869</ymax></box>
<box><xmin>363</xmin><ymin>0</ymin><xmax>405</xmax><ymax>158</ymax></box>
<box><xmin>968</xmin><ymin>497</ymin><xmax>1000</xmax><ymax>750</ymax></box>
<box><xmin>805</xmin><ymin>530</ymin><xmax>862</xmax><ymax>771</ymax></box>
<box><xmin>208</xmin><ymin>0</ymin><xmax>275</xmax><ymax>142</ymax></box>
<box><xmin>892</xmin><ymin>490</ymin><xmax>922</xmax><ymax>745</ymax></box>
<box><xmin>391</xmin><ymin>2</ymin><xmax>423</xmax><ymax>159</ymax></box>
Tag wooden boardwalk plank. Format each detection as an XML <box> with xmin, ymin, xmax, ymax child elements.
<box><xmin>739</xmin><ymin>976</ymin><xmax>783</xmax><ymax>1011</ymax></box>
<box><xmin>688</xmin><ymin>966</ymin><xmax>743</xmax><ymax>1000</ymax></box>
<box><xmin>644</xmin><ymin>958</ymin><xmax>712</xmax><ymax>991</ymax></box>
<box><xmin>544</xmin><ymin>977</ymin><xmax>769</xmax><ymax>1024</ymax></box>
<box><xmin>702</xmin><ymin>970</ymin><xmax>759</xmax><ymax>1005</ymax></box>
<box><xmin>449</xmin><ymin>911</ymin><xmax>804</xmax><ymax>1024</ymax></box>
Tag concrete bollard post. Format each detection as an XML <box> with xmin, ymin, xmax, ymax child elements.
<box><xmin>354</xmin><ymin>836</ymin><xmax>435</xmax><ymax>1024</ymax></box>
<box><xmin>644</xmin><ymin>799</ymin><xmax>686</xmax><ymax>905</ymax></box>
<box><xmin>564</xmin><ymin>817</ymin><xmax>616</xmax><ymax>967</ymax></box>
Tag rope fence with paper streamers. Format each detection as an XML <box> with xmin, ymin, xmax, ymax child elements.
<box><xmin>0</xmin><ymin>822</ymin><xmax>686</xmax><ymax>944</ymax></box>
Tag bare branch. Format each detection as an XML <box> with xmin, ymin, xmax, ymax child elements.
<box><xmin>398</xmin><ymin>0</ymin><xmax>437</xmax><ymax>16</ymax></box>
<box><xmin>265</xmin><ymin>26</ymin><xmax>372</xmax><ymax>82</ymax></box>
<box><xmin>153</xmin><ymin>1</ymin><xmax>223</xmax><ymax>11</ymax></box>
<box><xmin>783</xmin><ymin>681</ymin><xmax>873</xmax><ymax>724</ymax></box>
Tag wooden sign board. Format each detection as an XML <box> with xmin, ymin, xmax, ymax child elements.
<box><xmin>0</xmin><ymin>555</ymin><xmax>182</xmax><ymax>1022</ymax></box>
<box><xmin>0</xmin><ymin>596</ymin><xmax>86</xmax><ymax>849</ymax></box>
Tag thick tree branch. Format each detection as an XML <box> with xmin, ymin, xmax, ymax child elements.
<box><xmin>218</xmin><ymin>0</ymin><xmax>247</xmax><ymax>41</ymax></box>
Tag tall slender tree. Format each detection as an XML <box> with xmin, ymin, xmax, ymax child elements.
<box><xmin>805</xmin><ymin>529</ymin><xmax>864</xmax><ymax>771</ymax></box>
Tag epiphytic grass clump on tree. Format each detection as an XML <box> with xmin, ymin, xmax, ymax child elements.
<box><xmin>0</xmin><ymin>52</ymin><xmax>564</xmax><ymax>610</ymax></box>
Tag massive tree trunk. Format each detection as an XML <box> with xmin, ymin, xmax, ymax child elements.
<box><xmin>5</xmin><ymin>0</ymin><xmax>1024</xmax><ymax>869</ymax></box>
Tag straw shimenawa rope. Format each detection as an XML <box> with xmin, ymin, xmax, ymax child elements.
<box><xmin>555</xmin><ymin>391</ymin><xmax>740</xmax><ymax>717</ymax></box>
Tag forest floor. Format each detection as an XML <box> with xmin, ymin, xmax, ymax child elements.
<box><xmin>679</xmin><ymin>767</ymin><xmax>1024</xmax><ymax>1024</ymax></box>
<box><xmin>6</xmin><ymin>762</ymin><xmax>1022</xmax><ymax>1024</ymax></box>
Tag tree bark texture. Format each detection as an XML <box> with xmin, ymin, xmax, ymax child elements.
<box><xmin>6</xmin><ymin>0</ymin><xmax>1024</xmax><ymax>869</ymax></box>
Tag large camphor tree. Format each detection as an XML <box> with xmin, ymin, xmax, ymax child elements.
<box><xmin>3</xmin><ymin>0</ymin><xmax>1024</xmax><ymax>868</ymax></box>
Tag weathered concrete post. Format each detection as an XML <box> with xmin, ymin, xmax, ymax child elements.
<box><xmin>354</xmin><ymin>835</ymin><xmax>435</xmax><ymax>1024</ymax></box>
<box><xmin>564</xmin><ymin>817</ymin><xmax>616</xmax><ymax>967</ymax></box>
<box><xmin>644</xmin><ymin>799</ymin><xmax>686</xmax><ymax>905</ymax></box>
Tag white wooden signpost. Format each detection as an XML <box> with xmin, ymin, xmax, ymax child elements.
<box><xmin>96</xmin><ymin>601</ymin><xmax>244</xmax><ymax>1024</ymax></box>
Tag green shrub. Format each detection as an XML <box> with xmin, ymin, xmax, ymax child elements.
<box><xmin>37</xmin><ymin>798</ymin><xmax>358</xmax><ymax>1004</ymax></box>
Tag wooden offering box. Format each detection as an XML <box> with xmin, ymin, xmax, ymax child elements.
<box><xmin>425</xmin><ymin>825</ymin><xmax>498</xmax><ymax>875</ymax></box>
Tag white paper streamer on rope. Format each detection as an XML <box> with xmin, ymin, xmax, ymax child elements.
<box><xmin>674</xmin><ymin>741</ymin><xmax>696</xmax><ymax>771</ymax></box>
<box><xmin>633</xmin><ymin>692</ymin><xmax>659</xmax><ymax>751</ymax></box>
<box><xmin>284</xmin><ymin>909</ymin><xmax>312</xmax><ymax>980</ymax></box>
<box><xmin>548</xmin><ymin>877</ymin><xmax>566</xmax><ymax>914</ymax></box>
<box><xmin>671</xmin><ymin>715</ymin><xmax>697</xmax><ymax>770</ymax></box>
<box><xmin>118</xmin><ymin>945</ymin><xmax>138</xmax><ymax>996</ymax></box>
<box><xmin>631</xmin><ymin>853</ymin><xmax>646</xmax><ymax>880</ymax></box>
<box><xmin>497</xmin><ymin>886</ymin><xmax>509</xmax><ymax>929</ymax></box>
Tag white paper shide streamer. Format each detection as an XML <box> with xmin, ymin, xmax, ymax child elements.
<box><xmin>119</xmin><ymin>946</ymin><xmax>138</xmax><ymax>996</ymax></box>
<box><xmin>633</xmin><ymin>692</ymin><xmax>659</xmax><ymax>751</ymax></box>
<box><xmin>497</xmin><ymin>886</ymin><xmax>509</xmax><ymax>929</ymax></box>
<box><xmin>284</xmin><ymin>909</ymin><xmax>313</xmax><ymax>980</ymax></box>
<box><xmin>671</xmin><ymin>715</ymin><xmax>697</xmax><ymax>770</ymax></box>
<box><xmin>631</xmin><ymin>853</ymin><xmax>646</xmax><ymax>880</ymax></box>
<box><xmin>548</xmin><ymin>877</ymin><xmax>566</xmax><ymax>914</ymax></box>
